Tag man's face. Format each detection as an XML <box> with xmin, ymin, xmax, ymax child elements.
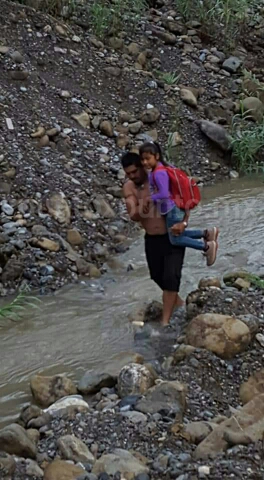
<box><xmin>124</xmin><ymin>164</ymin><xmax>146</xmax><ymax>185</ymax></box>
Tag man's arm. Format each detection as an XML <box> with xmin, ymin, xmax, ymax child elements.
<box><xmin>123</xmin><ymin>183</ymin><xmax>142</xmax><ymax>222</ymax></box>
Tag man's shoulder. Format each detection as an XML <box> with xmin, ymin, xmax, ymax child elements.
<box><xmin>123</xmin><ymin>179</ymin><xmax>136</xmax><ymax>197</ymax></box>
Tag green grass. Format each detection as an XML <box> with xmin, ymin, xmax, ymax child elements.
<box><xmin>90</xmin><ymin>0</ymin><xmax>147</xmax><ymax>38</ymax></box>
<box><xmin>0</xmin><ymin>290</ymin><xmax>41</xmax><ymax>322</ymax></box>
<box><xmin>156</xmin><ymin>71</ymin><xmax>181</xmax><ymax>86</ymax></box>
<box><xmin>174</xmin><ymin>0</ymin><xmax>257</xmax><ymax>47</ymax></box>
<box><xmin>246</xmin><ymin>273</ymin><xmax>264</xmax><ymax>289</ymax></box>
<box><xmin>230</xmin><ymin>111</ymin><xmax>264</xmax><ymax>173</ymax></box>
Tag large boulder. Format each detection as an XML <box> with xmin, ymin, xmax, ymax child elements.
<box><xmin>0</xmin><ymin>424</ymin><xmax>37</xmax><ymax>458</ymax></box>
<box><xmin>240</xmin><ymin>369</ymin><xmax>264</xmax><ymax>404</ymax></box>
<box><xmin>186</xmin><ymin>313</ymin><xmax>252</xmax><ymax>359</ymax></box>
<box><xmin>57</xmin><ymin>435</ymin><xmax>95</xmax><ymax>463</ymax></box>
<box><xmin>135</xmin><ymin>381</ymin><xmax>186</xmax><ymax>420</ymax></box>
<box><xmin>30</xmin><ymin>374</ymin><xmax>77</xmax><ymax>408</ymax></box>
<box><xmin>194</xmin><ymin>394</ymin><xmax>264</xmax><ymax>459</ymax></box>
<box><xmin>78</xmin><ymin>372</ymin><xmax>116</xmax><ymax>395</ymax></box>
<box><xmin>199</xmin><ymin>120</ymin><xmax>231</xmax><ymax>151</ymax></box>
<box><xmin>92</xmin><ymin>449</ymin><xmax>149</xmax><ymax>478</ymax></box>
<box><xmin>45</xmin><ymin>395</ymin><xmax>89</xmax><ymax>416</ymax></box>
<box><xmin>118</xmin><ymin>363</ymin><xmax>156</xmax><ymax>398</ymax></box>
<box><xmin>43</xmin><ymin>460</ymin><xmax>85</xmax><ymax>480</ymax></box>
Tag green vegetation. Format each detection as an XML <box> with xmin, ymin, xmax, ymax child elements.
<box><xmin>174</xmin><ymin>0</ymin><xmax>257</xmax><ymax>46</ymax></box>
<box><xmin>230</xmin><ymin>111</ymin><xmax>264</xmax><ymax>173</ymax></box>
<box><xmin>246</xmin><ymin>273</ymin><xmax>264</xmax><ymax>289</ymax></box>
<box><xmin>156</xmin><ymin>71</ymin><xmax>181</xmax><ymax>86</ymax></box>
<box><xmin>0</xmin><ymin>290</ymin><xmax>41</xmax><ymax>322</ymax></box>
<box><xmin>90</xmin><ymin>0</ymin><xmax>147</xmax><ymax>38</ymax></box>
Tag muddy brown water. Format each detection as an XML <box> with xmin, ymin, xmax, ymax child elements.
<box><xmin>0</xmin><ymin>177</ymin><xmax>264</xmax><ymax>427</ymax></box>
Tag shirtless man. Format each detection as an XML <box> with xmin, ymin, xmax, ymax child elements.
<box><xmin>121</xmin><ymin>151</ymin><xmax>186</xmax><ymax>326</ymax></box>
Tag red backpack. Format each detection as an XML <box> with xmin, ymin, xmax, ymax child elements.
<box><xmin>153</xmin><ymin>165</ymin><xmax>201</xmax><ymax>211</ymax></box>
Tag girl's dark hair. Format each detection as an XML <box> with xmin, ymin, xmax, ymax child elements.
<box><xmin>139</xmin><ymin>141</ymin><xmax>168</xmax><ymax>166</ymax></box>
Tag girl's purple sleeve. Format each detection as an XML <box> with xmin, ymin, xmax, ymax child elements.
<box><xmin>150</xmin><ymin>170</ymin><xmax>170</xmax><ymax>201</ymax></box>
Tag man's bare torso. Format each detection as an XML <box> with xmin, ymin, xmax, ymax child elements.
<box><xmin>123</xmin><ymin>179</ymin><xmax>167</xmax><ymax>235</ymax></box>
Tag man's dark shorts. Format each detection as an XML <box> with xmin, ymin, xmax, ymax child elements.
<box><xmin>145</xmin><ymin>233</ymin><xmax>185</xmax><ymax>292</ymax></box>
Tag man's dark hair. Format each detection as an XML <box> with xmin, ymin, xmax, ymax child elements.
<box><xmin>121</xmin><ymin>151</ymin><xmax>142</xmax><ymax>169</ymax></box>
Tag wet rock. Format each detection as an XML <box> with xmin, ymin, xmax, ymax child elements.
<box><xmin>229</xmin><ymin>170</ymin><xmax>239</xmax><ymax>179</ymax></box>
<box><xmin>172</xmin><ymin>344</ymin><xmax>196</xmax><ymax>364</ymax></box>
<box><xmin>222</xmin><ymin>56</ymin><xmax>242</xmax><ymax>73</ymax></box>
<box><xmin>30</xmin><ymin>237</ymin><xmax>60</xmax><ymax>252</ymax></box>
<box><xmin>141</xmin><ymin>108</ymin><xmax>160</xmax><ymax>124</ymax></box>
<box><xmin>57</xmin><ymin>435</ymin><xmax>95</xmax><ymax>463</ymax></box>
<box><xmin>180</xmin><ymin>421</ymin><xmax>217</xmax><ymax>444</ymax></box>
<box><xmin>0</xmin><ymin>451</ymin><xmax>16</xmax><ymax>477</ymax></box>
<box><xmin>10</xmin><ymin>70</ymin><xmax>29</xmax><ymax>80</ymax></box>
<box><xmin>118</xmin><ymin>363</ymin><xmax>156</xmax><ymax>398</ymax></box>
<box><xmin>240</xmin><ymin>369</ymin><xmax>264</xmax><ymax>404</ymax></box>
<box><xmin>153</xmin><ymin>30</ymin><xmax>176</xmax><ymax>45</ymax></box>
<box><xmin>240</xmin><ymin>97</ymin><xmax>264</xmax><ymax>122</ymax></box>
<box><xmin>43</xmin><ymin>459</ymin><xmax>85</xmax><ymax>480</ymax></box>
<box><xmin>92</xmin><ymin>449</ymin><xmax>149</xmax><ymax>477</ymax></box>
<box><xmin>223</xmin><ymin>270</ymin><xmax>250</xmax><ymax>286</ymax></box>
<box><xmin>25</xmin><ymin>459</ymin><xmax>44</xmax><ymax>477</ymax></box>
<box><xmin>30</xmin><ymin>374</ymin><xmax>77</xmax><ymax>408</ymax></box>
<box><xmin>78</xmin><ymin>372</ymin><xmax>116</xmax><ymax>395</ymax></box>
<box><xmin>198</xmin><ymin>277</ymin><xmax>221</xmax><ymax>289</ymax></box>
<box><xmin>0</xmin><ymin>424</ymin><xmax>36</xmax><ymax>458</ymax></box>
<box><xmin>234</xmin><ymin>277</ymin><xmax>251</xmax><ymax>290</ymax></box>
<box><xmin>116</xmin><ymin>133</ymin><xmax>130</xmax><ymax>148</ymax></box>
<box><xmin>46</xmin><ymin>192</ymin><xmax>71</xmax><ymax>225</ymax></box>
<box><xmin>129</xmin><ymin>121</ymin><xmax>143</xmax><ymax>134</ymax></box>
<box><xmin>199</xmin><ymin>120</ymin><xmax>231</xmax><ymax>151</ymax></box>
<box><xmin>180</xmin><ymin>88</ymin><xmax>197</xmax><ymax>107</ymax></box>
<box><xmin>135</xmin><ymin>381</ymin><xmax>186</xmax><ymax>420</ymax></box>
<box><xmin>67</xmin><ymin>229</ymin><xmax>83</xmax><ymax>246</ymax></box>
<box><xmin>72</xmin><ymin>111</ymin><xmax>90</xmax><ymax>128</ymax></box>
<box><xmin>45</xmin><ymin>395</ymin><xmax>89</xmax><ymax>415</ymax></box>
<box><xmin>26</xmin><ymin>429</ymin><xmax>40</xmax><ymax>446</ymax></box>
<box><xmin>194</xmin><ymin>394</ymin><xmax>264</xmax><ymax>459</ymax></box>
<box><xmin>186</xmin><ymin>313</ymin><xmax>252</xmax><ymax>359</ymax></box>
<box><xmin>92</xmin><ymin>196</ymin><xmax>115</xmax><ymax>218</ymax></box>
<box><xmin>99</xmin><ymin>120</ymin><xmax>114</xmax><ymax>138</ymax></box>
<box><xmin>105</xmin><ymin>67</ymin><xmax>122</xmax><ymax>77</ymax></box>
<box><xmin>19</xmin><ymin>405</ymin><xmax>43</xmax><ymax>428</ymax></box>
<box><xmin>238</xmin><ymin>314</ymin><xmax>260</xmax><ymax>334</ymax></box>
<box><xmin>2</xmin><ymin>258</ymin><xmax>24</xmax><ymax>283</ymax></box>
<box><xmin>1</xmin><ymin>202</ymin><xmax>14</xmax><ymax>216</ymax></box>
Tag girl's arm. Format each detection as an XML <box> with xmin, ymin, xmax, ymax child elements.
<box><xmin>150</xmin><ymin>170</ymin><xmax>170</xmax><ymax>201</ymax></box>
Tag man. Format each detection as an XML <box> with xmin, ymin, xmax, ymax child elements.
<box><xmin>121</xmin><ymin>151</ymin><xmax>186</xmax><ymax>326</ymax></box>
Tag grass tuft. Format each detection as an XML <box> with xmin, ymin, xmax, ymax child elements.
<box><xmin>230</xmin><ymin>111</ymin><xmax>264</xmax><ymax>173</ymax></box>
<box><xmin>0</xmin><ymin>290</ymin><xmax>41</xmax><ymax>322</ymax></box>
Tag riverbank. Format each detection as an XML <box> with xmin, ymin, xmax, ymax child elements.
<box><xmin>1</xmin><ymin>0</ymin><xmax>264</xmax><ymax>295</ymax></box>
<box><xmin>1</xmin><ymin>271</ymin><xmax>264</xmax><ymax>479</ymax></box>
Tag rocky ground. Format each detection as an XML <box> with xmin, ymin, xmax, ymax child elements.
<box><xmin>1</xmin><ymin>0</ymin><xmax>264</xmax><ymax>295</ymax></box>
<box><xmin>0</xmin><ymin>272</ymin><xmax>264</xmax><ymax>479</ymax></box>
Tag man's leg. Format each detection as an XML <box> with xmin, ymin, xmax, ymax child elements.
<box><xmin>162</xmin><ymin>291</ymin><xmax>179</xmax><ymax>326</ymax></box>
<box><xmin>162</xmin><ymin>242</ymin><xmax>186</xmax><ymax>325</ymax></box>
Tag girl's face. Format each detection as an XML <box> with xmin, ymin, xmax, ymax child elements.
<box><xmin>141</xmin><ymin>151</ymin><xmax>159</xmax><ymax>170</ymax></box>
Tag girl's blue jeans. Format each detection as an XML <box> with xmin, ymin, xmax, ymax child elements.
<box><xmin>166</xmin><ymin>205</ymin><xmax>205</xmax><ymax>250</ymax></box>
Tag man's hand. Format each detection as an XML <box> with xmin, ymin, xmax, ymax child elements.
<box><xmin>142</xmin><ymin>197</ymin><xmax>151</xmax><ymax>214</ymax></box>
<box><xmin>170</xmin><ymin>222</ymin><xmax>186</xmax><ymax>236</ymax></box>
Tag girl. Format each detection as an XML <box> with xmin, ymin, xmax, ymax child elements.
<box><xmin>139</xmin><ymin>142</ymin><xmax>219</xmax><ymax>267</ymax></box>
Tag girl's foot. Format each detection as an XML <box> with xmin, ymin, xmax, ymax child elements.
<box><xmin>204</xmin><ymin>240</ymin><xmax>218</xmax><ymax>267</ymax></box>
<box><xmin>205</xmin><ymin>227</ymin><xmax>219</xmax><ymax>242</ymax></box>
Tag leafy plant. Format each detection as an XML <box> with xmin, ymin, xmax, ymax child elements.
<box><xmin>245</xmin><ymin>273</ymin><xmax>264</xmax><ymax>289</ymax></box>
<box><xmin>174</xmin><ymin>0</ymin><xmax>256</xmax><ymax>46</ymax></box>
<box><xmin>156</xmin><ymin>71</ymin><xmax>181</xmax><ymax>86</ymax></box>
<box><xmin>0</xmin><ymin>290</ymin><xmax>41</xmax><ymax>322</ymax></box>
<box><xmin>90</xmin><ymin>0</ymin><xmax>147</xmax><ymax>38</ymax></box>
<box><xmin>230</xmin><ymin>112</ymin><xmax>264</xmax><ymax>173</ymax></box>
